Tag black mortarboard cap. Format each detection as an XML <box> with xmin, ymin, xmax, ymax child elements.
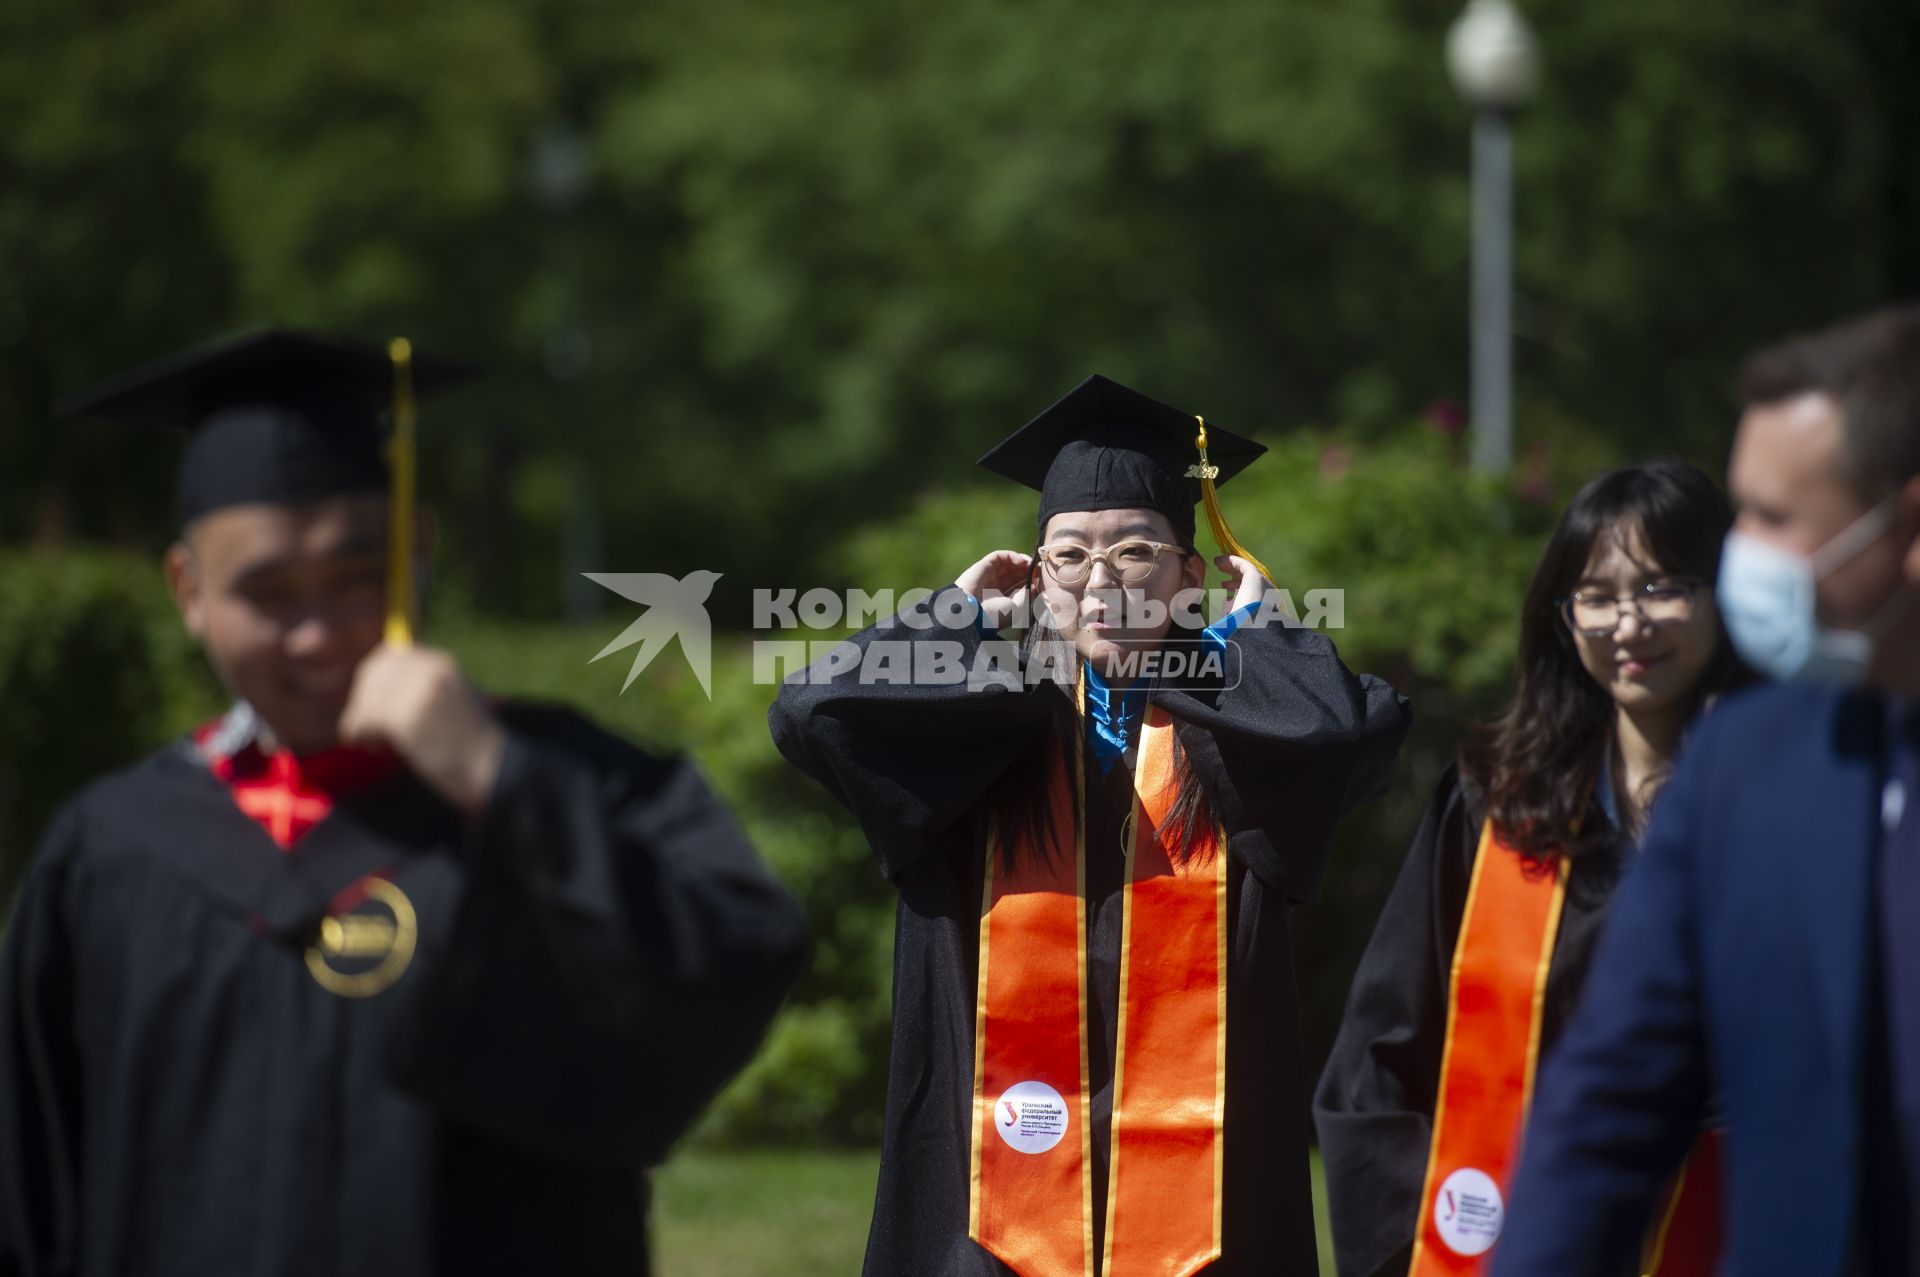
<box><xmin>977</xmin><ymin>374</ymin><xmax>1265</xmax><ymax>545</ymax></box>
<box><xmin>56</xmin><ymin>329</ymin><xmax>471</xmax><ymax>524</ymax></box>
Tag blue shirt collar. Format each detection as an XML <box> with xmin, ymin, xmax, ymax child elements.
<box><xmin>1083</xmin><ymin>662</ymin><xmax>1150</xmax><ymax>774</ymax></box>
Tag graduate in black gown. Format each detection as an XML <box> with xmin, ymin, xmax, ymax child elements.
<box><xmin>0</xmin><ymin>331</ymin><xmax>808</xmax><ymax>1277</ymax></box>
<box><xmin>1313</xmin><ymin>462</ymin><xmax>1749</xmax><ymax>1277</ymax></box>
<box><xmin>770</xmin><ymin>375</ymin><xmax>1411</xmax><ymax>1276</ymax></box>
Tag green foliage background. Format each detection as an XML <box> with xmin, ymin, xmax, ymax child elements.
<box><xmin>2</xmin><ymin>0</ymin><xmax>1917</xmax><ymax>1145</ymax></box>
<box><xmin>8</xmin><ymin>0</ymin><xmax>1915</xmax><ymax>605</ymax></box>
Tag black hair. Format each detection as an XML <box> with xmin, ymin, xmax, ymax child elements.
<box><xmin>1459</xmin><ymin>460</ymin><xmax>1750</xmax><ymax>862</ymax></box>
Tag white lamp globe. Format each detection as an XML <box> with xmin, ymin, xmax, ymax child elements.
<box><xmin>1447</xmin><ymin>0</ymin><xmax>1542</xmax><ymax>111</ymax></box>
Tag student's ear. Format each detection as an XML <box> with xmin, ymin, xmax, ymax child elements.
<box><xmin>1183</xmin><ymin>549</ymin><xmax>1207</xmax><ymax>591</ymax></box>
<box><xmin>165</xmin><ymin>540</ymin><xmax>206</xmax><ymax>639</ymax></box>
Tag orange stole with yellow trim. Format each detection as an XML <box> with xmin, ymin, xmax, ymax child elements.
<box><xmin>970</xmin><ymin>706</ymin><xmax>1228</xmax><ymax>1277</ymax></box>
<box><xmin>1409</xmin><ymin>823</ymin><xmax>1721</xmax><ymax>1277</ymax></box>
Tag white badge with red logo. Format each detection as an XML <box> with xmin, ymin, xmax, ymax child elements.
<box><xmin>993</xmin><ymin>1080</ymin><xmax>1070</xmax><ymax>1155</ymax></box>
<box><xmin>1434</xmin><ymin>1167</ymin><xmax>1504</xmax><ymax>1256</ymax></box>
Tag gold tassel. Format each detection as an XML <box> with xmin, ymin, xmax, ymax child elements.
<box><xmin>1188</xmin><ymin>416</ymin><xmax>1274</xmax><ymax>588</ymax></box>
<box><xmin>384</xmin><ymin>337</ymin><xmax>418</xmax><ymax>647</ymax></box>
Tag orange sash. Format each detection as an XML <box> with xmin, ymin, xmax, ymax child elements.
<box><xmin>1409</xmin><ymin>822</ymin><xmax>1721</xmax><ymax>1277</ymax></box>
<box><xmin>971</xmin><ymin>703</ymin><xmax>1228</xmax><ymax>1277</ymax></box>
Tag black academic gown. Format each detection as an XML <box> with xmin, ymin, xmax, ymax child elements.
<box><xmin>0</xmin><ymin>701</ymin><xmax>808</xmax><ymax>1277</ymax></box>
<box><xmin>1311</xmin><ymin>765</ymin><xmax>1628</xmax><ymax>1277</ymax></box>
<box><xmin>769</xmin><ymin>585</ymin><xmax>1411</xmax><ymax>1277</ymax></box>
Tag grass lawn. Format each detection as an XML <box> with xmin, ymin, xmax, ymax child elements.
<box><xmin>651</xmin><ymin>1147</ymin><xmax>1336</xmax><ymax>1275</ymax></box>
<box><xmin>653</xmin><ymin>1148</ymin><xmax>877</xmax><ymax>1276</ymax></box>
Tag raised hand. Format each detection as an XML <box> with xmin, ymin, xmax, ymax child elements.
<box><xmin>338</xmin><ymin>645</ymin><xmax>506</xmax><ymax>815</ymax></box>
<box><xmin>956</xmin><ymin>550</ymin><xmax>1035</xmax><ymax>629</ymax></box>
<box><xmin>1213</xmin><ymin>554</ymin><xmax>1272</xmax><ymax>622</ymax></box>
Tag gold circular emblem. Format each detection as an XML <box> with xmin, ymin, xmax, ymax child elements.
<box><xmin>305</xmin><ymin>877</ymin><xmax>417</xmax><ymax>998</ymax></box>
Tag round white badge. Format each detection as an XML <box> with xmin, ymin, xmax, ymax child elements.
<box><xmin>992</xmin><ymin>1080</ymin><xmax>1070</xmax><ymax>1155</ymax></box>
<box><xmin>1433</xmin><ymin>1167</ymin><xmax>1504</xmax><ymax>1256</ymax></box>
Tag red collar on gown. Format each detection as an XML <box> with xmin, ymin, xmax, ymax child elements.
<box><xmin>195</xmin><ymin>709</ymin><xmax>403</xmax><ymax>851</ymax></box>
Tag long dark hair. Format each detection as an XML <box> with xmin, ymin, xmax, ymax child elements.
<box><xmin>979</xmin><ymin>558</ymin><xmax>1215</xmax><ymax>874</ymax></box>
<box><xmin>1458</xmin><ymin>460</ymin><xmax>1747</xmax><ymax>864</ymax></box>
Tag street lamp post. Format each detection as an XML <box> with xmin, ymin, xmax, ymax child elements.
<box><xmin>1447</xmin><ymin>0</ymin><xmax>1540</xmax><ymax>478</ymax></box>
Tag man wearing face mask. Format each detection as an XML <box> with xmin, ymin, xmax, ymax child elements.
<box><xmin>1488</xmin><ymin>303</ymin><xmax>1920</xmax><ymax>1277</ymax></box>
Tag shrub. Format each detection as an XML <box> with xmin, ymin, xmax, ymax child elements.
<box><xmin>0</xmin><ymin>552</ymin><xmax>220</xmax><ymax>894</ymax></box>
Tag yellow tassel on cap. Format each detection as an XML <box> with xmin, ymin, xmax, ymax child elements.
<box><xmin>1188</xmin><ymin>415</ymin><xmax>1274</xmax><ymax>588</ymax></box>
<box><xmin>385</xmin><ymin>337</ymin><xmax>417</xmax><ymax>647</ymax></box>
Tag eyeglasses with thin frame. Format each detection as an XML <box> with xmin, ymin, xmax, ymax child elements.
<box><xmin>1035</xmin><ymin>539</ymin><xmax>1188</xmax><ymax>586</ymax></box>
<box><xmin>1559</xmin><ymin>579</ymin><xmax>1702</xmax><ymax>638</ymax></box>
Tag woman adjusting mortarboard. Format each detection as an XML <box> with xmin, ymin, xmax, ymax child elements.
<box><xmin>772</xmin><ymin>374</ymin><xmax>1411</xmax><ymax>1277</ymax></box>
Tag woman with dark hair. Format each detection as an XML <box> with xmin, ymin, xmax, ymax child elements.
<box><xmin>1314</xmin><ymin>460</ymin><xmax>1747</xmax><ymax>1277</ymax></box>
<box><xmin>771</xmin><ymin>375</ymin><xmax>1410</xmax><ymax>1277</ymax></box>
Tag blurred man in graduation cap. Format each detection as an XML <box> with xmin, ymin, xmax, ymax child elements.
<box><xmin>0</xmin><ymin>330</ymin><xmax>808</xmax><ymax>1276</ymax></box>
<box><xmin>770</xmin><ymin>375</ymin><xmax>1411</xmax><ymax>1276</ymax></box>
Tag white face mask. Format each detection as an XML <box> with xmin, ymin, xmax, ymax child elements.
<box><xmin>1716</xmin><ymin>496</ymin><xmax>1901</xmax><ymax>685</ymax></box>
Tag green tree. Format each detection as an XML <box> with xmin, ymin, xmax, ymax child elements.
<box><xmin>8</xmin><ymin>0</ymin><xmax>1915</xmax><ymax>611</ymax></box>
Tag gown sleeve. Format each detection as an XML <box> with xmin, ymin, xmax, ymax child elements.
<box><xmin>0</xmin><ymin>805</ymin><xmax>86</xmax><ymax>1277</ymax></box>
<box><xmin>388</xmin><ymin>704</ymin><xmax>810</xmax><ymax>1167</ymax></box>
<box><xmin>1312</xmin><ymin>766</ymin><xmax>1482</xmax><ymax>1277</ymax></box>
<box><xmin>766</xmin><ymin>584</ymin><xmax>1055</xmax><ymax>880</ymax></box>
<box><xmin>1155</xmin><ymin>619</ymin><xmax>1412</xmax><ymax>902</ymax></box>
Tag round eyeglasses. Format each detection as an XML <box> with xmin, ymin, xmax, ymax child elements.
<box><xmin>1035</xmin><ymin>539</ymin><xmax>1187</xmax><ymax>586</ymax></box>
<box><xmin>1559</xmin><ymin>580</ymin><xmax>1702</xmax><ymax>637</ymax></box>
